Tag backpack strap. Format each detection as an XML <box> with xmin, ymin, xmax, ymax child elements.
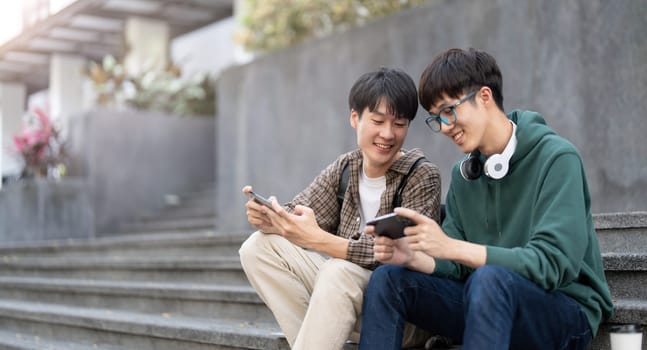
<box><xmin>337</xmin><ymin>157</ymin><xmax>446</xmax><ymax>223</ymax></box>
<box><xmin>337</xmin><ymin>161</ymin><xmax>350</xmax><ymax>210</ymax></box>
<box><xmin>392</xmin><ymin>157</ymin><xmax>427</xmax><ymax>208</ymax></box>
<box><xmin>439</xmin><ymin>204</ymin><xmax>446</xmax><ymax>224</ymax></box>
<box><xmin>392</xmin><ymin>157</ymin><xmax>446</xmax><ymax>224</ymax></box>
<box><xmin>338</xmin><ymin>156</ymin><xmax>428</xmax><ymax>211</ymax></box>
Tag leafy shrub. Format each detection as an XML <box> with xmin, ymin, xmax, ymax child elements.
<box><xmin>85</xmin><ymin>55</ymin><xmax>215</xmax><ymax>117</ymax></box>
<box><xmin>236</xmin><ymin>0</ymin><xmax>429</xmax><ymax>51</ymax></box>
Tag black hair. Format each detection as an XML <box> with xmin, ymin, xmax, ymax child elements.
<box><xmin>418</xmin><ymin>48</ymin><xmax>504</xmax><ymax>112</ymax></box>
<box><xmin>348</xmin><ymin>67</ymin><xmax>418</xmax><ymax>121</ymax></box>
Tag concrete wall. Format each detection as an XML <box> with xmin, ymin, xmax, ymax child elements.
<box><xmin>216</xmin><ymin>0</ymin><xmax>647</xmax><ymax>231</ymax></box>
<box><xmin>0</xmin><ymin>178</ymin><xmax>94</xmax><ymax>242</ymax></box>
<box><xmin>68</xmin><ymin>109</ymin><xmax>215</xmax><ymax>234</ymax></box>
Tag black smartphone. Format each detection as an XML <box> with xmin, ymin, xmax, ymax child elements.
<box><xmin>247</xmin><ymin>190</ymin><xmax>273</xmax><ymax>208</ymax></box>
<box><xmin>366</xmin><ymin>213</ymin><xmax>413</xmax><ymax>239</ymax></box>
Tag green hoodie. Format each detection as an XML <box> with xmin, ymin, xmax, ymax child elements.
<box><xmin>434</xmin><ymin>110</ymin><xmax>613</xmax><ymax>335</ymax></box>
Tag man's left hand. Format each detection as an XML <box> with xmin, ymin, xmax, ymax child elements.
<box><xmin>262</xmin><ymin>198</ymin><xmax>325</xmax><ymax>250</ymax></box>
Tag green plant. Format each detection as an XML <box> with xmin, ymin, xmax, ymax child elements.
<box><xmin>86</xmin><ymin>55</ymin><xmax>128</xmax><ymax>106</ymax></box>
<box><xmin>236</xmin><ymin>0</ymin><xmax>429</xmax><ymax>51</ymax></box>
<box><xmin>128</xmin><ymin>69</ymin><xmax>216</xmax><ymax>117</ymax></box>
<box><xmin>84</xmin><ymin>56</ymin><xmax>216</xmax><ymax>117</ymax></box>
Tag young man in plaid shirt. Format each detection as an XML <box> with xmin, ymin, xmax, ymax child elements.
<box><xmin>239</xmin><ymin>67</ymin><xmax>441</xmax><ymax>350</ymax></box>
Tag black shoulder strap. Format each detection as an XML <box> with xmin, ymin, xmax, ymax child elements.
<box><xmin>393</xmin><ymin>157</ymin><xmax>446</xmax><ymax>223</ymax></box>
<box><xmin>392</xmin><ymin>157</ymin><xmax>427</xmax><ymax>208</ymax></box>
<box><xmin>338</xmin><ymin>157</ymin><xmax>428</xmax><ymax>210</ymax></box>
<box><xmin>338</xmin><ymin>156</ymin><xmax>446</xmax><ymax>223</ymax></box>
<box><xmin>337</xmin><ymin>161</ymin><xmax>350</xmax><ymax>210</ymax></box>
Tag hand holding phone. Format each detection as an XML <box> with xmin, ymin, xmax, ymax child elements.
<box><xmin>247</xmin><ymin>190</ymin><xmax>274</xmax><ymax>209</ymax></box>
<box><xmin>366</xmin><ymin>213</ymin><xmax>413</xmax><ymax>239</ymax></box>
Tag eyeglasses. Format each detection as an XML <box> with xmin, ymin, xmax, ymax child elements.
<box><xmin>425</xmin><ymin>90</ymin><xmax>478</xmax><ymax>132</ymax></box>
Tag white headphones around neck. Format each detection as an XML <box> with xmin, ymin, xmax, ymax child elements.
<box><xmin>460</xmin><ymin>121</ymin><xmax>517</xmax><ymax>180</ymax></box>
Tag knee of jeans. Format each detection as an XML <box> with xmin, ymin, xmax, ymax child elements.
<box><xmin>464</xmin><ymin>265</ymin><xmax>514</xmax><ymax>300</ymax></box>
<box><xmin>367</xmin><ymin>265</ymin><xmax>408</xmax><ymax>292</ymax></box>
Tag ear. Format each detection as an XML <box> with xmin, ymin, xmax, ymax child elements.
<box><xmin>478</xmin><ymin>86</ymin><xmax>493</xmax><ymax>107</ymax></box>
<box><xmin>350</xmin><ymin>109</ymin><xmax>359</xmax><ymax>129</ymax></box>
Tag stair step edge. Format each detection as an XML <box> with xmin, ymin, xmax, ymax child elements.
<box><xmin>0</xmin><ymin>328</ymin><xmax>122</xmax><ymax>350</ymax></box>
<box><xmin>0</xmin><ymin>231</ymin><xmax>248</xmax><ymax>252</ymax></box>
<box><xmin>0</xmin><ymin>277</ymin><xmax>261</xmax><ymax>302</ymax></box>
<box><xmin>0</xmin><ymin>300</ymin><xmax>286</xmax><ymax>350</ymax></box>
<box><xmin>0</xmin><ymin>256</ymin><xmax>242</xmax><ymax>269</ymax></box>
<box><xmin>603</xmin><ymin>252</ymin><xmax>647</xmax><ymax>270</ymax></box>
<box><xmin>610</xmin><ymin>298</ymin><xmax>647</xmax><ymax>325</ymax></box>
<box><xmin>594</xmin><ymin>212</ymin><xmax>647</xmax><ymax>230</ymax></box>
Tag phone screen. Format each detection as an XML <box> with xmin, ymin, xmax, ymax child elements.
<box><xmin>247</xmin><ymin>191</ymin><xmax>273</xmax><ymax>208</ymax></box>
<box><xmin>366</xmin><ymin>213</ymin><xmax>412</xmax><ymax>239</ymax></box>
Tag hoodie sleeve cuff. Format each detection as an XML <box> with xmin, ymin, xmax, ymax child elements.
<box><xmin>486</xmin><ymin>245</ymin><xmax>516</xmax><ymax>267</ymax></box>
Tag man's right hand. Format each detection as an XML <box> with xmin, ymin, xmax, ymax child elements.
<box><xmin>366</xmin><ymin>225</ymin><xmax>414</xmax><ymax>265</ymax></box>
<box><xmin>242</xmin><ymin>186</ymin><xmax>278</xmax><ymax>234</ymax></box>
<box><xmin>367</xmin><ymin>213</ymin><xmax>437</xmax><ymax>274</ymax></box>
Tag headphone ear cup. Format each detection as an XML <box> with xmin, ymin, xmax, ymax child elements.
<box><xmin>483</xmin><ymin>154</ymin><xmax>509</xmax><ymax>180</ymax></box>
<box><xmin>483</xmin><ymin>121</ymin><xmax>517</xmax><ymax>180</ymax></box>
<box><xmin>460</xmin><ymin>154</ymin><xmax>483</xmax><ymax>180</ymax></box>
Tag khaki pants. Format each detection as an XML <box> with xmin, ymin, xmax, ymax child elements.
<box><xmin>239</xmin><ymin>231</ymin><xmax>429</xmax><ymax>350</ymax></box>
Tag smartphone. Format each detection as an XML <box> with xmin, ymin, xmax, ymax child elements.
<box><xmin>366</xmin><ymin>213</ymin><xmax>413</xmax><ymax>239</ymax></box>
<box><xmin>247</xmin><ymin>190</ymin><xmax>273</xmax><ymax>208</ymax></box>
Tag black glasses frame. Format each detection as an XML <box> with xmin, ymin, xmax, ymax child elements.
<box><xmin>425</xmin><ymin>90</ymin><xmax>478</xmax><ymax>132</ymax></box>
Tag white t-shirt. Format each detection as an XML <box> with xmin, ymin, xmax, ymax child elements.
<box><xmin>358</xmin><ymin>167</ymin><xmax>386</xmax><ymax>232</ymax></box>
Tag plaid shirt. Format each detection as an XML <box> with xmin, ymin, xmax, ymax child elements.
<box><xmin>284</xmin><ymin>148</ymin><xmax>441</xmax><ymax>270</ymax></box>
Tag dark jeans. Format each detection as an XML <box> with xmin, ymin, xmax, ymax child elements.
<box><xmin>359</xmin><ymin>265</ymin><xmax>592</xmax><ymax>350</ymax></box>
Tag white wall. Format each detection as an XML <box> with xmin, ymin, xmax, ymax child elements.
<box><xmin>171</xmin><ymin>17</ymin><xmax>238</xmax><ymax>79</ymax></box>
<box><xmin>0</xmin><ymin>83</ymin><xmax>27</xmax><ymax>179</ymax></box>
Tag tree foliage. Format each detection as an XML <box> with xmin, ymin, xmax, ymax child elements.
<box><xmin>236</xmin><ymin>0</ymin><xmax>429</xmax><ymax>51</ymax></box>
<box><xmin>85</xmin><ymin>55</ymin><xmax>215</xmax><ymax>117</ymax></box>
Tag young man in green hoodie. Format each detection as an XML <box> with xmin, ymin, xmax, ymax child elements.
<box><xmin>358</xmin><ymin>48</ymin><xmax>613</xmax><ymax>350</ymax></box>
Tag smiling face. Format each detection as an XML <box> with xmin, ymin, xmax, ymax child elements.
<box><xmin>418</xmin><ymin>49</ymin><xmax>507</xmax><ymax>156</ymax></box>
<box><xmin>430</xmin><ymin>91</ymin><xmax>485</xmax><ymax>154</ymax></box>
<box><xmin>351</xmin><ymin>98</ymin><xmax>408</xmax><ymax>178</ymax></box>
<box><xmin>430</xmin><ymin>87</ymin><xmax>511</xmax><ymax>157</ymax></box>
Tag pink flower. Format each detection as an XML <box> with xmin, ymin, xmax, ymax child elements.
<box><xmin>11</xmin><ymin>108</ymin><xmax>66</xmax><ymax>177</ymax></box>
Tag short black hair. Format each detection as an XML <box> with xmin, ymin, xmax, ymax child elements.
<box><xmin>419</xmin><ymin>48</ymin><xmax>504</xmax><ymax>112</ymax></box>
<box><xmin>348</xmin><ymin>67</ymin><xmax>418</xmax><ymax>121</ymax></box>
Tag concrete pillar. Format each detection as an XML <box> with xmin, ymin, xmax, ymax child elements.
<box><xmin>0</xmin><ymin>82</ymin><xmax>27</xmax><ymax>186</ymax></box>
<box><xmin>124</xmin><ymin>16</ymin><xmax>169</xmax><ymax>76</ymax></box>
<box><xmin>49</xmin><ymin>53</ymin><xmax>86</xmax><ymax>137</ymax></box>
<box><xmin>233</xmin><ymin>0</ymin><xmax>254</xmax><ymax>64</ymax></box>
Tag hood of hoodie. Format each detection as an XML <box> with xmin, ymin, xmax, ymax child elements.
<box><xmin>508</xmin><ymin>109</ymin><xmax>556</xmax><ymax>164</ymax></box>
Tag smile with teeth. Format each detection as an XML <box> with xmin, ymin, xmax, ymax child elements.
<box><xmin>375</xmin><ymin>143</ymin><xmax>393</xmax><ymax>150</ymax></box>
<box><xmin>453</xmin><ymin>131</ymin><xmax>464</xmax><ymax>142</ymax></box>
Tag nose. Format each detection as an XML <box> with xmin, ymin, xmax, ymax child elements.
<box><xmin>379</xmin><ymin>124</ymin><xmax>395</xmax><ymax>139</ymax></box>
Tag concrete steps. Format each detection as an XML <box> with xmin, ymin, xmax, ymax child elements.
<box><xmin>596</xmin><ymin>212</ymin><xmax>647</xmax><ymax>254</ymax></box>
<box><xmin>603</xmin><ymin>252</ymin><xmax>647</xmax><ymax>300</ymax></box>
<box><xmin>0</xmin><ymin>230</ymin><xmax>288</xmax><ymax>350</ymax></box>
<box><xmin>114</xmin><ymin>216</ymin><xmax>216</xmax><ymax>234</ymax></box>
<box><xmin>0</xmin><ymin>277</ymin><xmax>273</xmax><ymax>322</ymax></box>
<box><xmin>591</xmin><ymin>212</ymin><xmax>647</xmax><ymax>350</ymax></box>
<box><xmin>0</xmin><ymin>231</ymin><xmax>247</xmax><ymax>259</ymax></box>
<box><xmin>115</xmin><ymin>186</ymin><xmax>217</xmax><ymax>233</ymax></box>
<box><xmin>0</xmin><ymin>255</ymin><xmax>247</xmax><ymax>284</ymax></box>
<box><xmin>0</xmin><ymin>208</ymin><xmax>644</xmax><ymax>349</ymax></box>
<box><xmin>0</xmin><ymin>300</ymin><xmax>286</xmax><ymax>350</ymax></box>
<box><xmin>0</xmin><ymin>178</ymin><xmax>289</xmax><ymax>349</ymax></box>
